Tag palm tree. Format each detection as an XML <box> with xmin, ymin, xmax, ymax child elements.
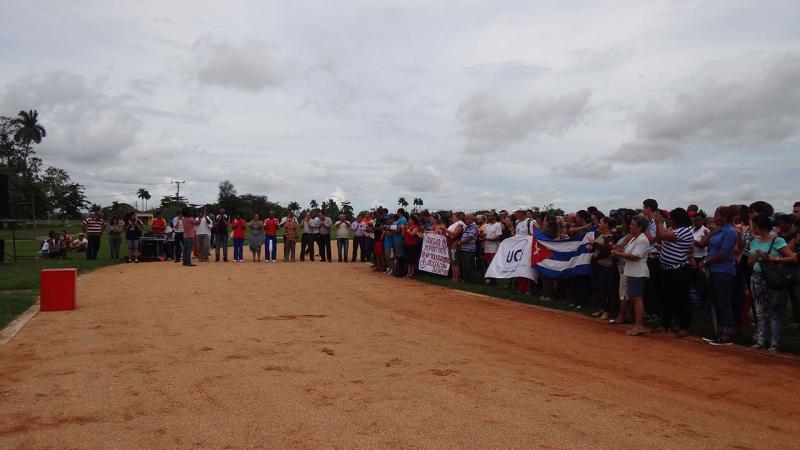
<box><xmin>143</xmin><ymin>190</ymin><xmax>151</xmax><ymax>211</ymax></box>
<box><xmin>287</xmin><ymin>201</ymin><xmax>301</xmax><ymax>213</ymax></box>
<box><xmin>310</xmin><ymin>199</ymin><xmax>318</xmax><ymax>210</ymax></box>
<box><xmin>137</xmin><ymin>188</ymin><xmax>147</xmax><ymax>211</ymax></box>
<box><xmin>10</xmin><ymin>110</ymin><xmax>46</xmax><ymax>148</ymax></box>
<box><xmin>412</xmin><ymin>197</ymin><xmax>424</xmax><ymax>212</ymax></box>
<box><xmin>397</xmin><ymin>197</ymin><xmax>408</xmax><ymax>208</ymax></box>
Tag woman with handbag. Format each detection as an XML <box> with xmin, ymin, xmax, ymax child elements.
<box><xmin>747</xmin><ymin>214</ymin><xmax>797</xmax><ymax>351</ymax></box>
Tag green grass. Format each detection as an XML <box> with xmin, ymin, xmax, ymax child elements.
<box><xmin>0</xmin><ymin>238</ymin><xmax>119</xmax><ymax>329</ymax></box>
<box><xmin>415</xmin><ymin>273</ymin><xmax>800</xmax><ymax>355</ymax></box>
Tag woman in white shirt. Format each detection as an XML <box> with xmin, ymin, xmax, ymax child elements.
<box><xmin>196</xmin><ymin>209</ymin><xmax>213</xmax><ymax>262</ymax></box>
<box><xmin>612</xmin><ymin>216</ymin><xmax>651</xmax><ymax>336</ymax></box>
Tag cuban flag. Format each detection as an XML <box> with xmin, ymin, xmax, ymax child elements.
<box><xmin>530</xmin><ymin>229</ymin><xmax>594</xmax><ymax>278</ymax></box>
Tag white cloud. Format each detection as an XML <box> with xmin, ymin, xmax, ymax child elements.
<box><xmin>192</xmin><ymin>37</ymin><xmax>283</xmax><ymax>91</ymax></box>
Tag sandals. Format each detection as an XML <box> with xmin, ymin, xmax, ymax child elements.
<box><xmin>609</xmin><ymin>319</ymin><xmax>625</xmax><ymax>325</ymax></box>
<box><xmin>626</xmin><ymin>328</ymin><xmax>646</xmax><ymax>336</ymax></box>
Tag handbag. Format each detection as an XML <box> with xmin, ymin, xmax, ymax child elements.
<box><xmin>760</xmin><ymin>238</ymin><xmax>799</xmax><ymax>289</ymax></box>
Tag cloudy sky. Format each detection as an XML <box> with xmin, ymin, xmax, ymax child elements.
<box><xmin>1</xmin><ymin>0</ymin><xmax>799</xmax><ymax>213</ymax></box>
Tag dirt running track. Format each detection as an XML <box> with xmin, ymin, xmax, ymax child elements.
<box><xmin>1</xmin><ymin>253</ymin><xmax>800</xmax><ymax>449</ymax></box>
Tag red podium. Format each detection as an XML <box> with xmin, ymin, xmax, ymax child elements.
<box><xmin>40</xmin><ymin>268</ymin><xmax>77</xmax><ymax>311</ymax></box>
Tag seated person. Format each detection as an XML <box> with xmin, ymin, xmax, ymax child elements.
<box><xmin>41</xmin><ymin>232</ymin><xmax>66</xmax><ymax>259</ymax></box>
<box><xmin>69</xmin><ymin>233</ymin><xmax>88</xmax><ymax>252</ymax></box>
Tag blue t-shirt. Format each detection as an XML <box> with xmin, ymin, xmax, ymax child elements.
<box><xmin>393</xmin><ymin>217</ymin><xmax>408</xmax><ymax>245</ymax></box>
<box><xmin>708</xmin><ymin>224</ymin><xmax>738</xmax><ymax>275</ymax></box>
<box><xmin>749</xmin><ymin>237</ymin><xmax>787</xmax><ymax>273</ymax></box>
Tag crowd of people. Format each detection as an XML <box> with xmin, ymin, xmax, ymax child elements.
<box><xmin>42</xmin><ymin>200</ymin><xmax>800</xmax><ymax>351</ymax></box>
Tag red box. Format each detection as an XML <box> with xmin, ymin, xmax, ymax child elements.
<box><xmin>40</xmin><ymin>268</ymin><xmax>77</xmax><ymax>311</ymax></box>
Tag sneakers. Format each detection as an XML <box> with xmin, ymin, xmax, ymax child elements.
<box><xmin>708</xmin><ymin>339</ymin><xmax>733</xmax><ymax>346</ymax></box>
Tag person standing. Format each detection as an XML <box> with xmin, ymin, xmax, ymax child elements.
<box><xmin>172</xmin><ymin>211</ymin><xmax>184</xmax><ymax>263</ymax></box>
<box><xmin>445</xmin><ymin>212</ymin><xmax>465</xmax><ymax>282</ymax></box>
<box><xmin>748</xmin><ymin>214</ymin><xmax>797</xmax><ymax>351</ymax></box>
<box><xmin>82</xmin><ymin>211</ymin><xmax>105</xmax><ymax>260</ymax></box>
<box><xmin>107</xmin><ymin>216</ymin><xmax>123</xmax><ymax>261</ymax></box>
<box><xmin>317</xmin><ymin>211</ymin><xmax>333</xmax><ymax>262</ymax></box>
<box><xmin>300</xmin><ymin>212</ymin><xmax>316</xmax><ymax>261</ymax></box>
<box><xmin>482</xmin><ymin>212</ymin><xmax>503</xmax><ymax>284</ymax></box>
<box><xmin>263</xmin><ymin>210</ymin><xmax>280</xmax><ymax>263</ymax></box>
<box><xmin>123</xmin><ymin>212</ymin><xmax>144</xmax><ymax>263</ymax></box>
<box><xmin>654</xmin><ymin>208</ymin><xmax>694</xmax><ymax>337</ymax></box>
<box><xmin>282</xmin><ymin>212</ymin><xmax>298</xmax><ymax>262</ymax></box>
<box><xmin>151</xmin><ymin>214</ymin><xmax>167</xmax><ymax>236</ymax></box>
<box><xmin>612</xmin><ymin>216</ymin><xmax>651</xmax><ymax>336</ymax></box>
<box><xmin>351</xmin><ymin>216</ymin><xmax>367</xmax><ymax>262</ymax></box>
<box><xmin>181</xmin><ymin>207</ymin><xmax>197</xmax><ymax>267</ymax></box>
<box><xmin>231</xmin><ymin>212</ymin><xmax>247</xmax><ymax>262</ymax></box>
<box><xmin>196</xmin><ymin>209</ymin><xmax>213</xmax><ymax>262</ymax></box>
<box><xmin>249</xmin><ymin>213</ymin><xmax>265</xmax><ymax>262</ymax></box>
<box><xmin>404</xmin><ymin>215</ymin><xmax>423</xmax><ymax>279</ymax></box>
<box><xmin>459</xmin><ymin>213</ymin><xmax>479</xmax><ymax>283</ymax></box>
<box><xmin>164</xmin><ymin>220</ymin><xmax>175</xmax><ymax>261</ymax></box>
<box><xmin>335</xmin><ymin>214</ymin><xmax>351</xmax><ymax>262</ymax></box>
<box><xmin>213</xmin><ymin>208</ymin><xmax>230</xmax><ymax>262</ymax></box>
<box><xmin>698</xmin><ymin>206</ymin><xmax>739</xmax><ymax>346</ymax></box>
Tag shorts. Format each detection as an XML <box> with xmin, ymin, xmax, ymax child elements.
<box><xmin>449</xmin><ymin>246</ymin><xmax>460</xmax><ymax>264</ymax></box>
<box><xmin>393</xmin><ymin>242</ymin><xmax>405</xmax><ymax>258</ymax></box>
<box><xmin>374</xmin><ymin>242</ymin><xmax>384</xmax><ymax>257</ymax></box>
<box><xmin>483</xmin><ymin>253</ymin><xmax>496</xmax><ymax>265</ymax></box>
<box><xmin>626</xmin><ymin>276</ymin><xmax>648</xmax><ymax>298</ymax></box>
<box><xmin>127</xmin><ymin>239</ymin><xmax>139</xmax><ymax>250</ymax></box>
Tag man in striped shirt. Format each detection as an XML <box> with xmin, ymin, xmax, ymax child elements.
<box><xmin>82</xmin><ymin>211</ymin><xmax>105</xmax><ymax>260</ymax></box>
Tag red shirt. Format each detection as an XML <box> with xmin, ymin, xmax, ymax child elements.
<box><xmin>152</xmin><ymin>218</ymin><xmax>167</xmax><ymax>234</ymax></box>
<box><xmin>182</xmin><ymin>217</ymin><xmax>197</xmax><ymax>238</ymax></box>
<box><xmin>263</xmin><ymin>218</ymin><xmax>279</xmax><ymax>236</ymax></box>
<box><xmin>231</xmin><ymin>219</ymin><xmax>247</xmax><ymax>238</ymax></box>
<box><xmin>404</xmin><ymin>224</ymin><xmax>421</xmax><ymax>246</ymax></box>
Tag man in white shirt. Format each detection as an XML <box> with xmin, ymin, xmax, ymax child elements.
<box><xmin>482</xmin><ymin>212</ymin><xmax>503</xmax><ymax>284</ymax></box>
<box><xmin>514</xmin><ymin>210</ymin><xmax>533</xmax><ymax>236</ymax></box>
<box><xmin>70</xmin><ymin>233</ymin><xmax>89</xmax><ymax>252</ymax></box>
<box><xmin>173</xmin><ymin>213</ymin><xmax>184</xmax><ymax>262</ymax></box>
<box><xmin>196</xmin><ymin>209</ymin><xmax>213</xmax><ymax>262</ymax></box>
<box><xmin>351</xmin><ymin>216</ymin><xmax>367</xmax><ymax>262</ymax></box>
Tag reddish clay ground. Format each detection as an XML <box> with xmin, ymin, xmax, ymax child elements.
<box><xmin>1</xmin><ymin>253</ymin><xmax>799</xmax><ymax>449</ymax></box>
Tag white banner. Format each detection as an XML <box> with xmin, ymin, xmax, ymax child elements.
<box><xmin>418</xmin><ymin>232</ymin><xmax>450</xmax><ymax>276</ymax></box>
<box><xmin>484</xmin><ymin>235</ymin><xmax>538</xmax><ymax>281</ymax></box>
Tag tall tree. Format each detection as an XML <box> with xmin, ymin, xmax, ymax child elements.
<box><xmin>217</xmin><ymin>180</ymin><xmax>239</xmax><ymax>213</ymax></box>
<box><xmin>137</xmin><ymin>188</ymin><xmax>147</xmax><ymax>211</ymax></box>
<box><xmin>340</xmin><ymin>201</ymin><xmax>354</xmax><ymax>220</ymax></box>
<box><xmin>309</xmin><ymin>199</ymin><xmax>318</xmax><ymax>210</ymax></box>
<box><xmin>287</xmin><ymin>201</ymin><xmax>301</xmax><ymax>213</ymax></box>
<box><xmin>397</xmin><ymin>197</ymin><xmax>408</xmax><ymax>208</ymax></box>
<box><xmin>143</xmin><ymin>190</ymin><xmax>151</xmax><ymax>211</ymax></box>
<box><xmin>10</xmin><ymin>110</ymin><xmax>46</xmax><ymax>148</ymax></box>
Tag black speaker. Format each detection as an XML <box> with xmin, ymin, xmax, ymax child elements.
<box><xmin>0</xmin><ymin>174</ymin><xmax>9</xmax><ymax>218</ymax></box>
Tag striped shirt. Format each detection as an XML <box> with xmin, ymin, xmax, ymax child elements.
<box><xmin>659</xmin><ymin>226</ymin><xmax>693</xmax><ymax>269</ymax></box>
<box><xmin>83</xmin><ymin>217</ymin><xmax>105</xmax><ymax>235</ymax></box>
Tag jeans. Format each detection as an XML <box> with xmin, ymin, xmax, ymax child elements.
<box><xmin>711</xmin><ymin>271</ymin><xmax>735</xmax><ymax>335</ymax></box>
<box><xmin>164</xmin><ymin>241</ymin><xmax>174</xmax><ymax>260</ymax></box>
<box><xmin>86</xmin><ymin>234</ymin><xmax>101</xmax><ymax>260</ymax></box>
<box><xmin>196</xmin><ymin>234</ymin><xmax>210</xmax><ymax>260</ymax></box>
<box><xmin>460</xmin><ymin>250</ymin><xmax>477</xmax><ymax>282</ymax></box>
<box><xmin>174</xmin><ymin>232</ymin><xmax>183</xmax><ymax>261</ymax></box>
<box><xmin>337</xmin><ymin>238</ymin><xmax>349</xmax><ymax>261</ymax></box>
<box><xmin>352</xmin><ymin>235</ymin><xmax>365</xmax><ymax>262</ymax></box>
<box><xmin>214</xmin><ymin>233</ymin><xmax>229</xmax><ymax>261</ymax></box>
<box><xmin>265</xmin><ymin>235</ymin><xmax>277</xmax><ymax>261</ymax></box>
<box><xmin>365</xmin><ymin>236</ymin><xmax>374</xmax><ymax>262</ymax></box>
<box><xmin>109</xmin><ymin>236</ymin><xmax>121</xmax><ymax>260</ymax></box>
<box><xmin>233</xmin><ymin>237</ymin><xmax>245</xmax><ymax>261</ymax></box>
<box><xmin>284</xmin><ymin>239</ymin><xmax>296</xmax><ymax>261</ymax></box>
<box><xmin>751</xmin><ymin>271</ymin><xmax>788</xmax><ymax>347</ymax></box>
<box><xmin>318</xmin><ymin>234</ymin><xmax>332</xmax><ymax>261</ymax></box>
<box><xmin>661</xmin><ymin>265</ymin><xmax>691</xmax><ymax>330</ymax></box>
<box><xmin>592</xmin><ymin>265</ymin><xmax>613</xmax><ymax>311</ymax></box>
<box><xmin>301</xmin><ymin>233</ymin><xmax>315</xmax><ymax>261</ymax></box>
<box><xmin>182</xmin><ymin>236</ymin><xmax>195</xmax><ymax>265</ymax></box>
